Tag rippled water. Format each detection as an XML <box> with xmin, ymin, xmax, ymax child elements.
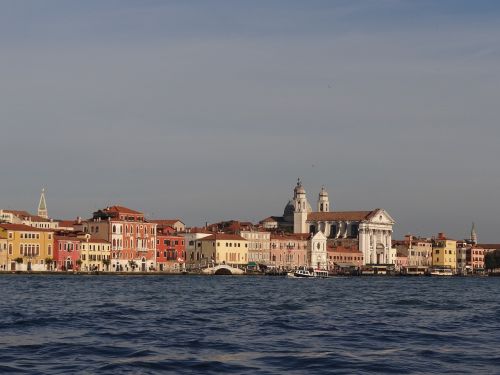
<box><xmin>0</xmin><ymin>275</ymin><xmax>499</xmax><ymax>374</ymax></box>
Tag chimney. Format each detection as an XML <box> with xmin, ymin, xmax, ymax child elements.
<box><xmin>438</xmin><ymin>232</ymin><xmax>445</xmax><ymax>240</ymax></box>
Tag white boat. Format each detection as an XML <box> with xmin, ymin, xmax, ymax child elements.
<box><xmin>292</xmin><ymin>268</ymin><xmax>329</xmax><ymax>278</ymax></box>
<box><xmin>430</xmin><ymin>267</ymin><xmax>453</xmax><ymax>276</ymax></box>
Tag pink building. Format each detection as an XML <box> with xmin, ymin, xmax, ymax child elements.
<box><xmin>54</xmin><ymin>235</ymin><xmax>81</xmax><ymax>271</ymax></box>
<box><xmin>270</xmin><ymin>233</ymin><xmax>309</xmax><ymax>270</ymax></box>
<box><xmin>394</xmin><ymin>253</ymin><xmax>408</xmax><ymax>272</ymax></box>
<box><xmin>468</xmin><ymin>246</ymin><xmax>485</xmax><ymax>272</ymax></box>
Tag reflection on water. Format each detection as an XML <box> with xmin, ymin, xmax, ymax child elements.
<box><xmin>0</xmin><ymin>275</ymin><xmax>499</xmax><ymax>374</ymax></box>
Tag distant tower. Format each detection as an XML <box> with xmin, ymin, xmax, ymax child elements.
<box><xmin>293</xmin><ymin>178</ymin><xmax>309</xmax><ymax>234</ymax></box>
<box><xmin>38</xmin><ymin>188</ymin><xmax>48</xmax><ymax>219</ymax></box>
<box><xmin>317</xmin><ymin>186</ymin><xmax>330</xmax><ymax>212</ymax></box>
<box><xmin>470</xmin><ymin>222</ymin><xmax>478</xmax><ymax>245</ymax></box>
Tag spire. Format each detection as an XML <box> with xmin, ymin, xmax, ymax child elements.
<box><xmin>38</xmin><ymin>188</ymin><xmax>48</xmax><ymax>219</ymax></box>
<box><xmin>470</xmin><ymin>222</ymin><xmax>477</xmax><ymax>245</ymax></box>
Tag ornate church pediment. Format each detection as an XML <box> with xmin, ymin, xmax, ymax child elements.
<box><xmin>366</xmin><ymin>209</ymin><xmax>395</xmax><ymax>225</ymax></box>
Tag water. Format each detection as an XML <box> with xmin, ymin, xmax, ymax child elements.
<box><xmin>0</xmin><ymin>275</ymin><xmax>498</xmax><ymax>374</ymax></box>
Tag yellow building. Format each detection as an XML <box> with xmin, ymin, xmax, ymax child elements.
<box><xmin>432</xmin><ymin>234</ymin><xmax>457</xmax><ymax>272</ymax></box>
<box><xmin>0</xmin><ymin>238</ymin><xmax>7</xmax><ymax>271</ymax></box>
<box><xmin>0</xmin><ymin>223</ymin><xmax>54</xmax><ymax>271</ymax></box>
<box><xmin>79</xmin><ymin>235</ymin><xmax>111</xmax><ymax>272</ymax></box>
<box><xmin>199</xmin><ymin>233</ymin><xmax>248</xmax><ymax>267</ymax></box>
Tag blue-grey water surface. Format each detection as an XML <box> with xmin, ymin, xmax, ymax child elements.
<box><xmin>0</xmin><ymin>275</ymin><xmax>499</xmax><ymax>374</ymax></box>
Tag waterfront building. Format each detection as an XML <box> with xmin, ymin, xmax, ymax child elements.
<box><xmin>326</xmin><ymin>243</ymin><xmax>364</xmax><ymax>271</ymax></box>
<box><xmin>394</xmin><ymin>252</ymin><xmax>408</xmax><ymax>272</ymax></box>
<box><xmin>79</xmin><ymin>235</ymin><xmax>111</xmax><ymax>272</ymax></box>
<box><xmin>0</xmin><ymin>223</ymin><xmax>54</xmax><ymax>271</ymax></box>
<box><xmin>78</xmin><ymin>206</ymin><xmax>157</xmax><ymax>272</ymax></box>
<box><xmin>156</xmin><ymin>225</ymin><xmax>186</xmax><ymax>272</ymax></box>
<box><xmin>54</xmin><ymin>235</ymin><xmax>82</xmax><ymax>271</ymax></box>
<box><xmin>263</xmin><ymin>179</ymin><xmax>395</xmax><ymax>265</ymax></box>
<box><xmin>199</xmin><ymin>233</ymin><xmax>248</xmax><ymax>268</ymax></box>
<box><xmin>269</xmin><ymin>233</ymin><xmax>309</xmax><ymax>269</ymax></box>
<box><xmin>182</xmin><ymin>229</ymin><xmax>214</xmax><ymax>269</ymax></box>
<box><xmin>467</xmin><ymin>246</ymin><xmax>485</xmax><ymax>273</ymax></box>
<box><xmin>239</xmin><ymin>229</ymin><xmax>271</xmax><ymax>266</ymax></box>
<box><xmin>456</xmin><ymin>241</ymin><xmax>469</xmax><ymax>274</ymax></box>
<box><xmin>0</xmin><ymin>238</ymin><xmax>7</xmax><ymax>270</ymax></box>
<box><xmin>393</xmin><ymin>235</ymin><xmax>433</xmax><ymax>269</ymax></box>
<box><xmin>432</xmin><ymin>233</ymin><xmax>457</xmax><ymax>272</ymax></box>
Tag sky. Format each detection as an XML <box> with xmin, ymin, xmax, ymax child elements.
<box><xmin>0</xmin><ymin>1</ymin><xmax>499</xmax><ymax>241</ymax></box>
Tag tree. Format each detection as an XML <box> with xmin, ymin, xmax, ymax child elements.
<box><xmin>45</xmin><ymin>257</ymin><xmax>54</xmax><ymax>271</ymax></box>
<box><xmin>485</xmin><ymin>250</ymin><xmax>500</xmax><ymax>270</ymax></box>
<box><xmin>76</xmin><ymin>259</ymin><xmax>83</xmax><ymax>270</ymax></box>
<box><xmin>102</xmin><ymin>259</ymin><xmax>110</xmax><ymax>271</ymax></box>
<box><xmin>128</xmin><ymin>260</ymin><xmax>137</xmax><ymax>271</ymax></box>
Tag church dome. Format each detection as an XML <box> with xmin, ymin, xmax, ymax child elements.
<box><xmin>283</xmin><ymin>200</ymin><xmax>295</xmax><ymax>218</ymax></box>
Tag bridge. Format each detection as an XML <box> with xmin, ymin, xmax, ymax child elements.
<box><xmin>201</xmin><ymin>265</ymin><xmax>245</xmax><ymax>275</ymax></box>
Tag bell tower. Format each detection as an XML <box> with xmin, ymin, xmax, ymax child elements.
<box><xmin>38</xmin><ymin>188</ymin><xmax>48</xmax><ymax>219</ymax></box>
<box><xmin>293</xmin><ymin>178</ymin><xmax>309</xmax><ymax>233</ymax></box>
<box><xmin>317</xmin><ymin>186</ymin><xmax>330</xmax><ymax>212</ymax></box>
<box><xmin>470</xmin><ymin>222</ymin><xmax>478</xmax><ymax>245</ymax></box>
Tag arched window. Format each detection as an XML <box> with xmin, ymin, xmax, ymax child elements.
<box><xmin>112</xmin><ymin>225</ymin><xmax>116</xmax><ymax>233</ymax></box>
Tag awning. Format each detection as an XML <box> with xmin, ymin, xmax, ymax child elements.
<box><xmin>335</xmin><ymin>263</ymin><xmax>357</xmax><ymax>268</ymax></box>
<box><xmin>247</xmin><ymin>262</ymin><xmax>257</xmax><ymax>266</ymax></box>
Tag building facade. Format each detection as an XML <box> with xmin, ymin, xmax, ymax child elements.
<box><xmin>269</xmin><ymin>233</ymin><xmax>309</xmax><ymax>269</ymax></box>
<box><xmin>79</xmin><ymin>206</ymin><xmax>157</xmax><ymax>272</ymax></box>
<box><xmin>432</xmin><ymin>234</ymin><xmax>457</xmax><ymax>272</ymax></box>
<box><xmin>0</xmin><ymin>224</ymin><xmax>54</xmax><ymax>271</ymax></box>
<box><xmin>239</xmin><ymin>229</ymin><xmax>271</xmax><ymax>265</ymax></box>
<box><xmin>199</xmin><ymin>234</ymin><xmax>248</xmax><ymax>268</ymax></box>
<box><xmin>156</xmin><ymin>226</ymin><xmax>186</xmax><ymax>272</ymax></box>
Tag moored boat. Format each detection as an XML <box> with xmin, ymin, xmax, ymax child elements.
<box><xmin>292</xmin><ymin>267</ymin><xmax>328</xmax><ymax>278</ymax></box>
<box><xmin>430</xmin><ymin>267</ymin><xmax>454</xmax><ymax>276</ymax></box>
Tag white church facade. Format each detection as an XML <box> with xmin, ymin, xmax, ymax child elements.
<box><xmin>262</xmin><ymin>179</ymin><xmax>395</xmax><ymax>266</ymax></box>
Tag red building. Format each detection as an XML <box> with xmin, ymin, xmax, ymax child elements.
<box><xmin>54</xmin><ymin>235</ymin><xmax>81</xmax><ymax>271</ymax></box>
<box><xmin>156</xmin><ymin>225</ymin><xmax>186</xmax><ymax>271</ymax></box>
<box><xmin>78</xmin><ymin>206</ymin><xmax>157</xmax><ymax>272</ymax></box>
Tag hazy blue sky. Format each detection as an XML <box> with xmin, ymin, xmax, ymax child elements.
<box><xmin>1</xmin><ymin>1</ymin><xmax>499</xmax><ymax>241</ymax></box>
